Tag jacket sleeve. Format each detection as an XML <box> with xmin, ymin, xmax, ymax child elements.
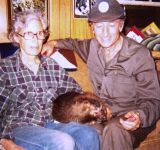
<box><xmin>134</xmin><ymin>49</ymin><xmax>160</xmax><ymax>127</ymax></box>
<box><xmin>56</xmin><ymin>38</ymin><xmax>91</xmax><ymax>63</ymax></box>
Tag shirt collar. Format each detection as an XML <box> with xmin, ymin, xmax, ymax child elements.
<box><xmin>15</xmin><ymin>49</ymin><xmax>49</xmax><ymax>71</ymax></box>
<box><xmin>118</xmin><ymin>34</ymin><xmax>137</xmax><ymax>62</ymax></box>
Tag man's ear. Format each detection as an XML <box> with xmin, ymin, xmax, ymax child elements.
<box><xmin>91</xmin><ymin>24</ymin><xmax>95</xmax><ymax>35</ymax></box>
<box><xmin>119</xmin><ymin>20</ymin><xmax>124</xmax><ymax>32</ymax></box>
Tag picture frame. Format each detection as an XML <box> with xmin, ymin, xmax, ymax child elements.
<box><xmin>9</xmin><ymin>0</ymin><xmax>50</xmax><ymax>24</ymax></box>
<box><xmin>142</xmin><ymin>22</ymin><xmax>160</xmax><ymax>36</ymax></box>
<box><xmin>73</xmin><ymin>0</ymin><xmax>96</xmax><ymax>18</ymax></box>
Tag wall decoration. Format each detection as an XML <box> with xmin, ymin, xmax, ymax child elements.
<box><xmin>9</xmin><ymin>0</ymin><xmax>50</xmax><ymax>22</ymax></box>
<box><xmin>73</xmin><ymin>0</ymin><xmax>96</xmax><ymax>18</ymax></box>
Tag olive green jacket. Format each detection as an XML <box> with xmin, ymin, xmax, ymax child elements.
<box><xmin>56</xmin><ymin>35</ymin><xmax>160</xmax><ymax>127</ymax></box>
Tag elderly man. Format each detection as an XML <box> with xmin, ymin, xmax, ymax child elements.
<box><xmin>42</xmin><ymin>0</ymin><xmax>160</xmax><ymax>149</ymax></box>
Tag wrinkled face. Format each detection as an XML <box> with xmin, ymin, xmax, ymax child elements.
<box><xmin>15</xmin><ymin>18</ymin><xmax>45</xmax><ymax>56</ymax></box>
<box><xmin>92</xmin><ymin>19</ymin><xmax>124</xmax><ymax>48</ymax></box>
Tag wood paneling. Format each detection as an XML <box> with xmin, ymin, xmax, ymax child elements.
<box><xmin>0</xmin><ymin>0</ymin><xmax>8</xmax><ymax>33</ymax></box>
<box><xmin>0</xmin><ymin>0</ymin><xmax>9</xmax><ymax>42</ymax></box>
<box><xmin>0</xmin><ymin>0</ymin><xmax>93</xmax><ymax>42</ymax></box>
<box><xmin>49</xmin><ymin>0</ymin><xmax>93</xmax><ymax>40</ymax></box>
<box><xmin>49</xmin><ymin>0</ymin><xmax>60</xmax><ymax>39</ymax></box>
<box><xmin>0</xmin><ymin>0</ymin><xmax>159</xmax><ymax>42</ymax></box>
<box><xmin>59</xmin><ymin>0</ymin><xmax>71</xmax><ymax>38</ymax></box>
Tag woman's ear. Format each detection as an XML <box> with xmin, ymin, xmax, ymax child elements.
<box><xmin>13</xmin><ymin>34</ymin><xmax>20</xmax><ymax>44</ymax></box>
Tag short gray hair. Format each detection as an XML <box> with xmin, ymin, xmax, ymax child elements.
<box><xmin>9</xmin><ymin>9</ymin><xmax>48</xmax><ymax>45</ymax></box>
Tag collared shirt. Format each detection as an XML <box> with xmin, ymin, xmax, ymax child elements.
<box><xmin>56</xmin><ymin>35</ymin><xmax>160</xmax><ymax>127</ymax></box>
<box><xmin>0</xmin><ymin>50</ymin><xmax>82</xmax><ymax>138</ymax></box>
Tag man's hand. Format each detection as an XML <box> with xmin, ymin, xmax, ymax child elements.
<box><xmin>41</xmin><ymin>40</ymin><xmax>57</xmax><ymax>56</ymax></box>
<box><xmin>119</xmin><ymin>111</ymin><xmax>141</xmax><ymax>131</ymax></box>
<box><xmin>106</xmin><ymin>106</ymin><xmax>112</xmax><ymax>120</ymax></box>
<box><xmin>0</xmin><ymin>139</ymin><xmax>25</xmax><ymax>150</ymax></box>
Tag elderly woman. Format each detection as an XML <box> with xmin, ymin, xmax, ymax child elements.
<box><xmin>0</xmin><ymin>10</ymin><xmax>100</xmax><ymax>150</ymax></box>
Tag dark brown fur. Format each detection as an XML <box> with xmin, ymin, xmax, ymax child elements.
<box><xmin>52</xmin><ymin>92</ymin><xmax>112</xmax><ymax>124</ymax></box>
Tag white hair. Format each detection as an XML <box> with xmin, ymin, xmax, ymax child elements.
<box><xmin>9</xmin><ymin>9</ymin><xmax>48</xmax><ymax>45</ymax></box>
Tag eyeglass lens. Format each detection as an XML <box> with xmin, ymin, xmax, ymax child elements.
<box><xmin>24</xmin><ymin>31</ymin><xmax>47</xmax><ymax>40</ymax></box>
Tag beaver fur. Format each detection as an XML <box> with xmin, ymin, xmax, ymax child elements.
<box><xmin>52</xmin><ymin>92</ymin><xmax>112</xmax><ymax>124</ymax></box>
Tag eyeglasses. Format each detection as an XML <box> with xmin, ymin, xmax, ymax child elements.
<box><xmin>16</xmin><ymin>31</ymin><xmax>48</xmax><ymax>40</ymax></box>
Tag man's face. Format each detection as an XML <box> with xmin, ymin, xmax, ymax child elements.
<box><xmin>92</xmin><ymin>19</ymin><xmax>124</xmax><ymax>48</ymax></box>
<box><xmin>15</xmin><ymin>18</ymin><xmax>45</xmax><ymax>56</ymax></box>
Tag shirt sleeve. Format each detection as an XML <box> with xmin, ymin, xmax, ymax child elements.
<box><xmin>134</xmin><ymin>49</ymin><xmax>160</xmax><ymax>127</ymax></box>
<box><xmin>56</xmin><ymin>38</ymin><xmax>91</xmax><ymax>62</ymax></box>
<box><xmin>56</xmin><ymin>66</ymin><xmax>83</xmax><ymax>96</ymax></box>
<box><xmin>0</xmin><ymin>70</ymin><xmax>9</xmax><ymax>115</ymax></box>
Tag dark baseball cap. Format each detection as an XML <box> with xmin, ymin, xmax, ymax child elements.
<box><xmin>88</xmin><ymin>0</ymin><xmax>126</xmax><ymax>22</ymax></box>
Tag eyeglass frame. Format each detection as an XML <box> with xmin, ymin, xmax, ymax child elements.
<box><xmin>16</xmin><ymin>30</ymin><xmax>49</xmax><ymax>40</ymax></box>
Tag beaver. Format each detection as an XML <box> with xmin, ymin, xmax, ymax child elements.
<box><xmin>52</xmin><ymin>92</ymin><xmax>112</xmax><ymax>125</ymax></box>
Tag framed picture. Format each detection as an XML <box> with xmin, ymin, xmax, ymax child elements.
<box><xmin>142</xmin><ymin>22</ymin><xmax>160</xmax><ymax>36</ymax></box>
<box><xmin>9</xmin><ymin>0</ymin><xmax>50</xmax><ymax>23</ymax></box>
<box><xmin>73</xmin><ymin>0</ymin><xmax>96</xmax><ymax>18</ymax></box>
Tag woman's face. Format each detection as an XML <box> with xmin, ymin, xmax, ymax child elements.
<box><xmin>92</xmin><ymin>19</ymin><xmax>124</xmax><ymax>48</ymax></box>
<box><xmin>15</xmin><ymin>18</ymin><xmax>45</xmax><ymax>57</ymax></box>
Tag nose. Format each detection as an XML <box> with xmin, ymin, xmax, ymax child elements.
<box><xmin>103</xmin><ymin>24</ymin><xmax>109</xmax><ymax>37</ymax></box>
<box><xmin>32</xmin><ymin>34</ymin><xmax>39</xmax><ymax>40</ymax></box>
<box><xmin>31</xmin><ymin>35</ymin><xmax>40</xmax><ymax>46</ymax></box>
<box><xmin>31</xmin><ymin>36</ymin><xmax>39</xmax><ymax>46</ymax></box>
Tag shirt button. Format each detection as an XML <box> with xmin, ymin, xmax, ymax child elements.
<box><xmin>36</xmin><ymin>98</ymin><xmax>40</xmax><ymax>102</ymax></box>
<box><xmin>36</xmin><ymin>88</ymin><xmax>39</xmax><ymax>92</ymax></box>
<box><xmin>97</xmin><ymin>85</ymin><xmax>101</xmax><ymax>90</ymax></box>
<box><xmin>114</xmin><ymin>71</ymin><xmax>117</xmax><ymax>75</ymax></box>
<box><xmin>40</xmin><ymin>105</ymin><xmax>44</xmax><ymax>109</ymax></box>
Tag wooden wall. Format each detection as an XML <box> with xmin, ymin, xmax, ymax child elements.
<box><xmin>49</xmin><ymin>0</ymin><xmax>160</xmax><ymax>40</ymax></box>
<box><xmin>0</xmin><ymin>0</ymin><xmax>159</xmax><ymax>42</ymax></box>
<box><xmin>49</xmin><ymin>0</ymin><xmax>93</xmax><ymax>40</ymax></box>
<box><xmin>0</xmin><ymin>0</ymin><xmax>9</xmax><ymax>42</ymax></box>
<box><xmin>0</xmin><ymin>0</ymin><xmax>93</xmax><ymax>42</ymax></box>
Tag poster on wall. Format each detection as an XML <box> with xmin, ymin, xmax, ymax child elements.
<box><xmin>9</xmin><ymin>0</ymin><xmax>50</xmax><ymax>22</ymax></box>
<box><xmin>73</xmin><ymin>0</ymin><xmax>96</xmax><ymax>18</ymax></box>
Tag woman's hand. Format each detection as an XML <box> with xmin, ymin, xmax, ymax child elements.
<box><xmin>0</xmin><ymin>139</ymin><xmax>25</xmax><ymax>150</ymax></box>
<box><xmin>119</xmin><ymin>111</ymin><xmax>141</xmax><ymax>131</ymax></box>
<box><xmin>41</xmin><ymin>40</ymin><xmax>57</xmax><ymax>56</ymax></box>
